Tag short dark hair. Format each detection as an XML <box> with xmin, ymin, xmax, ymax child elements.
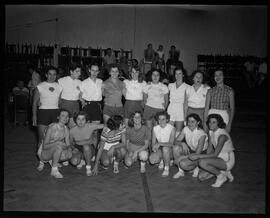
<box><xmin>73</xmin><ymin>111</ymin><xmax>89</xmax><ymax>124</ymax></box>
<box><xmin>186</xmin><ymin>113</ymin><xmax>203</xmax><ymax>129</ymax></box>
<box><xmin>129</xmin><ymin>67</ymin><xmax>144</xmax><ymax>83</ymax></box>
<box><xmin>69</xmin><ymin>62</ymin><xmax>82</xmax><ymax>72</ymax></box>
<box><xmin>128</xmin><ymin>111</ymin><xmax>146</xmax><ymax>127</ymax></box>
<box><xmin>109</xmin><ymin>63</ymin><xmax>119</xmax><ymax>72</ymax></box>
<box><xmin>107</xmin><ymin>115</ymin><xmax>124</xmax><ymax>131</ymax></box>
<box><xmin>206</xmin><ymin>114</ymin><xmax>226</xmax><ymax>129</ymax></box>
<box><xmin>191</xmin><ymin>70</ymin><xmax>205</xmax><ymax>84</ymax></box>
<box><xmin>45</xmin><ymin>66</ymin><xmax>58</xmax><ymax>75</ymax></box>
<box><xmin>155</xmin><ymin>111</ymin><xmax>170</xmax><ymax>122</ymax></box>
<box><xmin>57</xmin><ymin>109</ymin><xmax>70</xmax><ymax>118</ymax></box>
<box><xmin>87</xmin><ymin>63</ymin><xmax>99</xmax><ymax>76</ymax></box>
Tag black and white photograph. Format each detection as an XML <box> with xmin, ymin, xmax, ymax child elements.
<box><xmin>3</xmin><ymin>4</ymin><xmax>267</xmax><ymax>213</ymax></box>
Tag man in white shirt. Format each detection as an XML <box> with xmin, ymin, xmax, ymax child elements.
<box><xmin>58</xmin><ymin>63</ymin><xmax>82</xmax><ymax>128</ymax></box>
<box><xmin>80</xmin><ymin>63</ymin><xmax>103</xmax><ymax>124</ymax></box>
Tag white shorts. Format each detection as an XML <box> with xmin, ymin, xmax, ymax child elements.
<box><xmin>103</xmin><ymin>142</ymin><xmax>118</xmax><ymax>151</ymax></box>
<box><xmin>208</xmin><ymin>109</ymin><xmax>229</xmax><ymax>125</ymax></box>
<box><xmin>218</xmin><ymin>151</ymin><xmax>235</xmax><ymax>171</ymax></box>
<box><xmin>167</xmin><ymin>102</ymin><xmax>184</xmax><ymax>122</ymax></box>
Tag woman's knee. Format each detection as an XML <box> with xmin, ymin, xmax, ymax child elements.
<box><xmin>162</xmin><ymin>147</ymin><xmax>171</xmax><ymax>156</ymax></box>
<box><xmin>139</xmin><ymin>150</ymin><xmax>148</xmax><ymax>162</ymax></box>
<box><xmin>198</xmin><ymin>159</ymin><xmax>207</xmax><ymax>169</ymax></box>
<box><xmin>179</xmin><ymin>159</ymin><xmax>189</xmax><ymax>170</ymax></box>
<box><xmin>173</xmin><ymin>145</ymin><xmax>182</xmax><ymax>155</ymax></box>
<box><xmin>149</xmin><ymin>152</ymin><xmax>161</xmax><ymax>164</ymax></box>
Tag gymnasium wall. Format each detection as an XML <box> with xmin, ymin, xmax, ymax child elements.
<box><xmin>5</xmin><ymin>5</ymin><xmax>268</xmax><ymax>75</ymax></box>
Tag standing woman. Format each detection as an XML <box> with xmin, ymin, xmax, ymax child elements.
<box><xmin>184</xmin><ymin>70</ymin><xmax>210</xmax><ymax>126</ymax></box>
<box><xmin>188</xmin><ymin>114</ymin><xmax>235</xmax><ymax>188</ymax></box>
<box><xmin>204</xmin><ymin>69</ymin><xmax>235</xmax><ymax>132</ymax></box>
<box><xmin>102</xmin><ymin>64</ymin><xmax>125</xmax><ymax>126</ymax></box>
<box><xmin>58</xmin><ymin>62</ymin><xmax>82</xmax><ymax>128</ymax></box>
<box><xmin>143</xmin><ymin>69</ymin><xmax>169</xmax><ymax>131</ymax></box>
<box><xmin>32</xmin><ymin>66</ymin><xmax>62</xmax><ymax>163</ymax></box>
<box><xmin>123</xmin><ymin>66</ymin><xmax>147</xmax><ymax>126</ymax></box>
<box><xmin>167</xmin><ymin>67</ymin><xmax>190</xmax><ymax>137</ymax></box>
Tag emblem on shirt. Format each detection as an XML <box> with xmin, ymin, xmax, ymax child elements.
<box><xmin>76</xmin><ymin>86</ymin><xmax>80</xmax><ymax>91</ymax></box>
<box><xmin>49</xmin><ymin>87</ymin><xmax>55</xmax><ymax>92</ymax></box>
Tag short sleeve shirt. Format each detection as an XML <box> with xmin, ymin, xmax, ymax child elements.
<box><xmin>126</xmin><ymin>125</ymin><xmax>151</xmax><ymax>146</ymax></box>
<box><xmin>70</xmin><ymin>123</ymin><xmax>98</xmax><ymax>143</ymax></box>
<box><xmin>153</xmin><ymin>123</ymin><xmax>174</xmax><ymax>143</ymax></box>
<box><xmin>80</xmin><ymin>77</ymin><xmax>103</xmax><ymax>101</ymax></box>
<box><xmin>103</xmin><ymin>78</ymin><xmax>124</xmax><ymax>107</ymax></box>
<box><xmin>58</xmin><ymin>76</ymin><xmax>81</xmax><ymax>101</ymax></box>
<box><xmin>168</xmin><ymin>82</ymin><xmax>190</xmax><ymax>104</ymax></box>
<box><xmin>37</xmin><ymin>82</ymin><xmax>62</xmax><ymax>109</ymax></box>
<box><xmin>183</xmin><ymin>126</ymin><xmax>208</xmax><ymax>151</ymax></box>
<box><xmin>186</xmin><ymin>84</ymin><xmax>210</xmax><ymax>108</ymax></box>
<box><xmin>143</xmin><ymin>82</ymin><xmax>169</xmax><ymax>109</ymax></box>
<box><xmin>124</xmin><ymin>79</ymin><xmax>147</xmax><ymax>100</ymax></box>
<box><xmin>210</xmin><ymin>85</ymin><xmax>233</xmax><ymax>110</ymax></box>
<box><xmin>209</xmin><ymin>128</ymin><xmax>234</xmax><ymax>153</ymax></box>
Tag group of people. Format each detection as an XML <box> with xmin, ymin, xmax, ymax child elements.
<box><xmin>30</xmin><ymin>60</ymin><xmax>235</xmax><ymax>188</ymax></box>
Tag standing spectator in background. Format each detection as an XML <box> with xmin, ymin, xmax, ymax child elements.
<box><xmin>118</xmin><ymin>56</ymin><xmax>129</xmax><ymax>80</ymax></box>
<box><xmin>102</xmin><ymin>64</ymin><xmax>125</xmax><ymax>125</ymax></box>
<box><xmin>243</xmin><ymin>56</ymin><xmax>256</xmax><ymax>88</ymax></box>
<box><xmin>103</xmin><ymin>48</ymin><xmax>116</xmax><ymax>79</ymax></box>
<box><xmin>58</xmin><ymin>63</ymin><xmax>82</xmax><ymax>128</ymax></box>
<box><xmin>155</xmin><ymin>44</ymin><xmax>165</xmax><ymax>71</ymax></box>
<box><xmin>144</xmin><ymin>43</ymin><xmax>156</xmax><ymax>63</ymax></box>
<box><xmin>204</xmin><ymin>69</ymin><xmax>235</xmax><ymax>133</ymax></box>
<box><xmin>166</xmin><ymin>45</ymin><xmax>183</xmax><ymax>81</ymax></box>
<box><xmin>257</xmin><ymin>57</ymin><xmax>267</xmax><ymax>86</ymax></box>
<box><xmin>80</xmin><ymin>63</ymin><xmax>103</xmax><ymax>124</ymax></box>
<box><xmin>27</xmin><ymin>66</ymin><xmax>41</xmax><ymax>103</ymax></box>
<box><xmin>167</xmin><ymin>67</ymin><xmax>190</xmax><ymax>138</ymax></box>
<box><xmin>143</xmin><ymin>69</ymin><xmax>169</xmax><ymax>131</ymax></box>
<box><xmin>185</xmin><ymin>70</ymin><xmax>210</xmax><ymax>126</ymax></box>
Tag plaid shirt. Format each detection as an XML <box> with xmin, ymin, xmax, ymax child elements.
<box><xmin>210</xmin><ymin>85</ymin><xmax>233</xmax><ymax>110</ymax></box>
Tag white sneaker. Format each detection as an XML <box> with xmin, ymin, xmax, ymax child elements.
<box><xmin>86</xmin><ymin>167</ymin><xmax>92</xmax><ymax>176</ymax></box>
<box><xmin>211</xmin><ymin>173</ymin><xmax>228</xmax><ymax>188</ymax></box>
<box><xmin>192</xmin><ymin>167</ymin><xmax>199</xmax><ymax>178</ymax></box>
<box><xmin>37</xmin><ymin>161</ymin><xmax>45</xmax><ymax>171</ymax></box>
<box><xmin>62</xmin><ymin>161</ymin><xmax>69</xmax><ymax>166</ymax></box>
<box><xmin>226</xmin><ymin>171</ymin><xmax>234</xmax><ymax>182</ymax></box>
<box><xmin>162</xmin><ymin>169</ymin><xmax>169</xmax><ymax>177</ymax></box>
<box><xmin>158</xmin><ymin>160</ymin><xmax>164</xmax><ymax>170</ymax></box>
<box><xmin>51</xmin><ymin>169</ymin><xmax>63</xmax><ymax>179</ymax></box>
<box><xmin>173</xmin><ymin>170</ymin><xmax>185</xmax><ymax>179</ymax></box>
<box><xmin>140</xmin><ymin>163</ymin><xmax>146</xmax><ymax>173</ymax></box>
<box><xmin>77</xmin><ymin>159</ymin><xmax>86</xmax><ymax>169</ymax></box>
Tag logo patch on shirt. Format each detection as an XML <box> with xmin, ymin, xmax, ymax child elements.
<box><xmin>49</xmin><ymin>87</ymin><xmax>55</xmax><ymax>92</ymax></box>
<box><xmin>76</xmin><ymin>86</ymin><xmax>80</xmax><ymax>91</ymax></box>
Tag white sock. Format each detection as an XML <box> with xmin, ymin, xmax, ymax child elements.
<box><xmin>114</xmin><ymin>161</ymin><xmax>119</xmax><ymax>166</ymax></box>
<box><xmin>164</xmin><ymin>166</ymin><xmax>169</xmax><ymax>171</ymax></box>
<box><xmin>178</xmin><ymin>167</ymin><xmax>184</xmax><ymax>172</ymax></box>
<box><xmin>141</xmin><ymin>162</ymin><xmax>146</xmax><ymax>167</ymax></box>
<box><xmin>51</xmin><ymin>166</ymin><xmax>58</xmax><ymax>171</ymax></box>
<box><xmin>86</xmin><ymin>165</ymin><xmax>91</xmax><ymax>170</ymax></box>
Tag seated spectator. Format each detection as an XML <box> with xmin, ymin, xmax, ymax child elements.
<box><xmin>13</xmin><ymin>80</ymin><xmax>29</xmax><ymax>97</ymax></box>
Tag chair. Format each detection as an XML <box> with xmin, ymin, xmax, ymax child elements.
<box><xmin>14</xmin><ymin>94</ymin><xmax>29</xmax><ymax>125</ymax></box>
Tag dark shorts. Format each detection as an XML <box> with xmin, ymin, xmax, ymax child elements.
<box><xmin>37</xmin><ymin>109</ymin><xmax>59</xmax><ymax>126</ymax></box>
<box><xmin>82</xmin><ymin>101</ymin><xmax>102</xmax><ymax>122</ymax></box>
<box><xmin>124</xmin><ymin>100</ymin><xmax>143</xmax><ymax>119</ymax></box>
<box><xmin>59</xmin><ymin>99</ymin><xmax>80</xmax><ymax>118</ymax></box>
<box><xmin>103</xmin><ymin>105</ymin><xmax>124</xmax><ymax>117</ymax></box>
<box><xmin>143</xmin><ymin>105</ymin><xmax>164</xmax><ymax>121</ymax></box>
<box><xmin>187</xmin><ymin>107</ymin><xmax>205</xmax><ymax>124</ymax></box>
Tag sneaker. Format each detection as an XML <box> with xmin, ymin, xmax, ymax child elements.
<box><xmin>62</xmin><ymin>161</ymin><xmax>69</xmax><ymax>166</ymax></box>
<box><xmin>161</xmin><ymin>169</ymin><xmax>169</xmax><ymax>177</ymax></box>
<box><xmin>51</xmin><ymin>169</ymin><xmax>63</xmax><ymax>179</ymax></box>
<box><xmin>158</xmin><ymin>160</ymin><xmax>164</xmax><ymax>170</ymax></box>
<box><xmin>173</xmin><ymin>170</ymin><xmax>185</xmax><ymax>179</ymax></box>
<box><xmin>37</xmin><ymin>161</ymin><xmax>45</xmax><ymax>171</ymax></box>
<box><xmin>77</xmin><ymin>159</ymin><xmax>85</xmax><ymax>169</ymax></box>
<box><xmin>140</xmin><ymin>164</ymin><xmax>146</xmax><ymax>173</ymax></box>
<box><xmin>192</xmin><ymin>167</ymin><xmax>199</xmax><ymax>178</ymax></box>
<box><xmin>113</xmin><ymin>162</ymin><xmax>119</xmax><ymax>174</ymax></box>
<box><xmin>211</xmin><ymin>173</ymin><xmax>228</xmax><ymax>188</ymax></box>
<box><xmin>91</xmin><ymin>156</ymin><xmax>96</xmax><ymax>162</ymax></box>
<box><xmin>226</xmin><ymin>171</ymin><xmax>234</xmax><ymax>182</ymax></box>
<box><xmin>86</xmin><ymin>168</ymin><xmax>92</xmax><ymax>176</ymax></box>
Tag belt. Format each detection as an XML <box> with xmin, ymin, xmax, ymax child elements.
<box><xmin>85</xmin><ymin>100</ymin><xmax>101</xmax><ymax>105</ymax></box>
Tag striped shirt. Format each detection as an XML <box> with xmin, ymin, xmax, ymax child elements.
<box><xmin>126</xmin><ymin>125</ymin><xmax>151</xmax><ymax>146</ymax></box>
<box><xmin>101</xmin><ymin>126</ymin><xmax>126</xmax><ymax>145</ymax></box>
<box><xmin>210</xmin><ymin>85</ymin><xmax>233</xmax><ymax>110</ymax></box>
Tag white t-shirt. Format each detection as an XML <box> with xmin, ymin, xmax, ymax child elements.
<box><xmin>209</xmin><ymin>128</ymin><xmax>234</xmax><ymax>153</ymax></box>
<box><xmin>37</xmin><ymin>82</ymin><xmax>62</xmax><ymax>109</ymax></box>
<box><xmin>80</xmin><ymin>77</ymin><xmax>103</xmax><ymax>101</ymax></box>
<box><xmin>186</xmin><ymin>84</ymin><xmax>210</xmax><ymax>108</ymax></box>
<box><xmin>124</xmin><ymin>79</ymin><xmax>146</xmax><ymax>100</ymax></box>
<box><xmin>183</xmin><ymin>126</ymin><xmax>208</xmax><ymax>151</ymax></box>
<box><xmin>168</xmin><ymin>82</ymin><xmax>190</xmax><ymax>104</ymax></box>
<box><xmin>58</xmin><ymin>76</ymin><xmax>81</xmax><ymax>101</ymax></box>
<box><xmin>153</xmin><ymin>123</ymin><xmax>174</xmax><ymax>143</ymax></box>
<box><xmin>143</xmin><ymin>82</ymin><xmax>169</xmax><ymax>109</ymax></box>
